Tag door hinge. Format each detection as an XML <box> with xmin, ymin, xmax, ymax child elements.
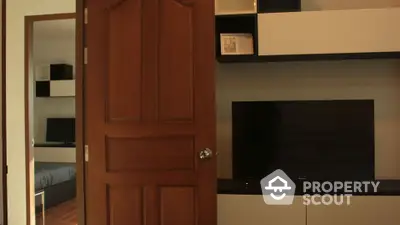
<box><xmin>84</xmin><ymin>47</ymin><xmax>88</xmax><ymax>65</ymax></box>
<box><xmin>84</xmin><ymin>8</ymin><xmax>88</xmax><ymax>24</ymax></box>
<box><xmin>5</xmin><ymin>165</ymin><xmax>8</xmax><ymax>174</ymax></box>
<box><xmin>85</xmin><ymin>145</ymin><xmax>89</xmax><ymax>162</ymax></box>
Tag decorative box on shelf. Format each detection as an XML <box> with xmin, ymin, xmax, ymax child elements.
<box><xmin>220</xmin><ymin>33</ymin><xmax>254</xmax><ymax>55</ymax></box>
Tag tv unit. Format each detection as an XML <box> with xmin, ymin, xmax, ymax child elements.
<box><xmin>46</xmin><ymin>118</ymin><xmax>75</xmax><ymax>144</ymax></box>
<box><xmin>232</xmin><ymin>100</ymin><xmax>375</xmax><ymax>181</ymax></box>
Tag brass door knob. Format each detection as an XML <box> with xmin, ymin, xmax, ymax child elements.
<box><xmin>199</xmin><ymin>148</ymin><xmax>213</xmax><ymax>160</ymax></box>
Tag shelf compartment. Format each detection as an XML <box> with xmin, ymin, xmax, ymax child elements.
<box><xmin>216</xmin><ymin>14</ymin><xmax>258</xmax><ymax>58</ymax></box>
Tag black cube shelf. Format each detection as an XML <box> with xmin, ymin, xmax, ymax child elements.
<box><xmin>50</xmin><ymin>64</ymin><xmax>73</xmax><ymax>80</ymax></box>
<box><xmin>215</xmin><ymin>14</ymin><xmax>258</xmax><ymax>58</ymax></box>
<box><xmin>36</xmin><ymin>81</ymin><xmax>50</xmax><ymax>97</ymax></box>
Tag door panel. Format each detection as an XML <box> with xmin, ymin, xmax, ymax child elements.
<box><xmin>107</xmin><ymin>0</ymin><xmax>142</xmax><ymax>121</ymax></box>
<box><xmin>85</xmin><ymin>0</ymin><xmax>216</xmax><ymax>224</ymax></box>
<box><xmin>158</xmin><ymin>0</ymin><xmax>194</xmax><ymax>121</ymax></box>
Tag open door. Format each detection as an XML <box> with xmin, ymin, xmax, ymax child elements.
<box><xmin>85</xmin><ymin>0</ymin><xmax>216</xmax><ymax>224</ymax></box>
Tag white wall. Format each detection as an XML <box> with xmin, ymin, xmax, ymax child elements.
<box><xmin>216</xmin><ymin>60</ymin><xmax>400</xmax><ymax>179</ymax></box>
<box><xmin>33</xmin><ymin>34</ymin><xmax>75</xmax><ymax>143</ymax></box>
<box><xmin>6</xmin><ymin>1</ymin><xmax>75</xmax><ymax>225</ymax></box>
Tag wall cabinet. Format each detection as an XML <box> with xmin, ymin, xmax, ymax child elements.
<box><xmin>218</xmin><ymin>195</ymin><xmax>400</xmax><ymax>225</ymax></box>
<box><xmin>257</xmin><ymin>8</ymin><xmax>400</xmax><ymax>56</ymax></box>
<box><xmin>50</xmin><ymin>80</ymin><xmax>75</xmax><ymax>97</ymax></box>
<box><xmin>34</xmin><ymin>147</ymin><xmax>76</xmax><ymax>163</ymax></box>
<box><xmin>218</xmin><ymin>195</ymin><xmax>306</xmax><ymax>225</ymax></box>
<box><xmin>36</xmin><ymin>80</ymin><xmax>75</xmax><ymax>97</ymax></box>
<box><xmin>215</xmin><ymin>0</ymin><xmax>400</xmax><ymax>62</ymax></box>
<box><xmin>307</xmin><ymin>196</ymin><xmax>400</xmax><ymax>225</ymax></box>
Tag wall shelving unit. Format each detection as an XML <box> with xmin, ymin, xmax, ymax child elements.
<box><xmin>35</xmin><ymin>64</ymin><xmax>75</xmax><ymax>97</ymax></box>
<box><xmin>215</xmin><ymin>0</ymin><xmax>400</xmax><ymax>63</ymax></box>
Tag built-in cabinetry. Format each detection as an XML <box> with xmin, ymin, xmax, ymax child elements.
<box><xmin>218</xmin><ymin>195</ymin><xmax>305</xmax><ymax>225</ymax></box>
<box><xmin>35</xmin><ymin>64</ymin><xmax>75</xmax><ymax>97</ymax></box>
<box><xmin>218</xmin><ymin>195</ymin><xmax>400</xmax><ymax>225</ymax></box>
<box><xmin>307</xmin><ymin>196</ymin><xmax>400</xmax><ymax>225</ymax></box>
<box><xmin>215</xmin><ymin>0</ymin><xmax>400</xmax><ymax>62</ymax></box>
<box><xmin>34</xmin><ymin>147</ymin><xmax>76</xmax><ymax>163</ymax></box>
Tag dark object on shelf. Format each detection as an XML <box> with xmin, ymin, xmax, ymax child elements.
<box><xmin>36</xmin><ymin>81</ymin><xmax>50</xmax><ymax>97</ymax></box>
<box><xmin>46</xmin><ymin>118</ymin><xmax>76</xmax><ymax>144</ymax></box>
<box><xmin>232</xmin><ymin>100</ymin><xmax>375</xmax><ymax>181</ymax></box>
<box><xmin>258</xmin><ymin>0</ymin><xmax>301</xmax><ymax>13</ymax></box>
<box><xmin>50</xmin><ymin>64</ymin><xmax>73</xmax><ymax>80</ymax></box>
<box><xmin>215</xmin><ymin>14</ymin><xmax>258</xmax><ymax>58</ymax></box>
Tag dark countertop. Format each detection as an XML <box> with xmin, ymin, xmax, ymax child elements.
<box><xmin>34</xmin><ymin>143</ymin><xmax>76</xmax><ymax>148</ymax></box>
<box><xmin>218</xmin><ymin>179</ymin><xmax>400</xmax><ymax>196</ymax></box>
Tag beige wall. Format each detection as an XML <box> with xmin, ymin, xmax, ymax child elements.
<box><xmin>6</xmin><ymin>1</ymin><xmax>75</xmax><ymax>225</ymax></box>
<box><xmin>216</xmin><ymin>60</ymin><xmax>400</xmax><ymax>179</ymax></box>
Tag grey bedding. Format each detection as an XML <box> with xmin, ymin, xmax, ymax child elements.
<box><xmin>35</xmin><ymin>162</ymin><xmax>76</xmax><ymax>191</ymax></box>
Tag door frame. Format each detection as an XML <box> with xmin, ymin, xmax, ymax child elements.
<box><xmin>24</xmin><ymin>12</ymin><xmax>85</xmax><ymax>225</ymax></box>
<box><xmin>1</xmin><ymin>0</ymin><xmax>7</xmax><ymax>224</ymax></box>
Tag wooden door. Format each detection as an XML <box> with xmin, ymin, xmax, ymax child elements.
<box><xmin>85</xmin><ymin>0</ymin><xmax>216</xmax><ymax>225</ymax></box>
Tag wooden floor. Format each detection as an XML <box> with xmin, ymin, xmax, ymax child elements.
<box><xmin>36</xmin><ymin>199</ymin><xmax>77</xmax><ymax>225</ymax></box>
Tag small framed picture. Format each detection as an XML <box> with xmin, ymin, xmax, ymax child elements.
<box><xmin>220</xmin><ymin>33</ymin><xmax>254</xmax><ymax>55</ymax></box>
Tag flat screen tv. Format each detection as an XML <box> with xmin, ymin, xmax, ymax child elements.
<box><xmin>232</xmin><ymin>100</ymin><xmax>375</xmax><ymax>181</ymax></box>
<box><xmin>46</xmin><ymin>118</ymin><xmax>75</xmax><ymax>144</ymax></box>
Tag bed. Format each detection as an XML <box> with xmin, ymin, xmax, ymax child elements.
<box><xmin>34</xmin><ymin>162</ymin><xmax>76</xmax><ymax>212</ymax></box>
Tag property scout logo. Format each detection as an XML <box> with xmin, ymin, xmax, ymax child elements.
<box><xmin>260</xmin><ymin>169</ymin><xmax>380</xmax><ymax>206</ymax></box>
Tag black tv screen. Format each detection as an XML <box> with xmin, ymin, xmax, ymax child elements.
<box><xmin>232</xmin><ymin>100</ymin><xmax>375</xmax><ymax>181</ymax></box>
<box><xmin>46</xmin><ymin>118</ymin><xmax>75</xmax><ymax>143</ymax></box>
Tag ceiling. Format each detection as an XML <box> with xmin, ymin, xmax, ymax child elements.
<box><xmin>33</xmin><ymin>19</ymin><xmax>75</xmax><ymax>40</ymax></box>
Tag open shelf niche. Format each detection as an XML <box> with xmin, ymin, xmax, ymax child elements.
<box><xmin>215</xmin><ymin>14</ymin><xmax>258</xmax><ymax>62</ymax></box>
<box><xmin>215</xmin><ymin>0</ymin><xmax>400</xmax><ymax>63</ymax></box>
